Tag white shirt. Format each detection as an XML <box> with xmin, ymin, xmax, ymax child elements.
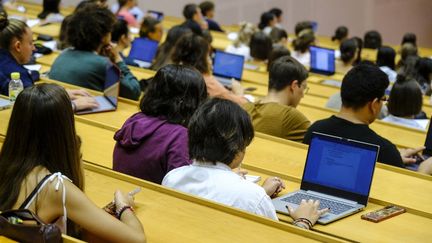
<box><xmin>225</xmin><ymin>44</ymin><xmax>251</xmax><ymax>61</ymax></box>
<box><xmin>380</xmin><ymin>66</ymin><xmax>397</xmax><ymax>83</ymax></box>
<box><xmin>291</xmin><ymin>51</ymin><xmax>310</xmax><ymax>67</ymax></box>
<box><xmin>382</xmin><ymin>115</ymin><xmax>429</xmax><ymax>131</ymax></box>
<box><xmin>162</xmin><ymin>161</ymin><xmax>278</xmax><ymax>220</ymax></box>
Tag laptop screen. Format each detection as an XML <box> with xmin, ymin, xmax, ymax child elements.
<box><xmin>147</xmin><ymin>10</ymin><xmax>164</xmax><ymax>21</ymax></box>
<box><xmin>302</xmin><ymin>133</ymin><xmax>378</xmax><ymax>203</ymax></box>
<box><xmin>128</xmin><ymin>38</ymin><xmax>159</xmax><ymax>63</ymax></box>
<box><xmin>212</xmin><ymin>51</ymin><xmax>244</xmax><ymax>80</ymax></box>
<box><xmin>310</xmin><ymin>46</ymin><xmax>335</xmax><ymax>75</ymax></box>
<box><xmin>104</xmin><ymin>64</ymin><xmax>120</xmax><ymax>107</ymax></box>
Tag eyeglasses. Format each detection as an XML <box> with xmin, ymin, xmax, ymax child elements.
<box><xmin>299</xmin><ymin>84</ymin><xmax>309</xmax><ymax>94</ymax></box>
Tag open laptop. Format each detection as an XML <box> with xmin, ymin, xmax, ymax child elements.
<box><xmin>76</xmin><ymin>65</ymin><xmax>120</xmax><ymax>115</ymax></box>
<box><xmin>272</xmin><ymin>132</ymin><xmax>379</xmax><ymax>224</ymax></box>
<box><xmin>212</xmin><ymin>50</ymin><xmax>245</xmax><ymax>87</ymax></box>
<box><xmin>127</xmin><ymin>38</ymin><xmax>159</xmax><ymax>68</ymax></box>
<box><xmin>310</xmin><ymin>46</ymin><xmax>336</xmax><ymax>76</ymax></box>
<box><xmin>147</xmin><ymin>10</ymin><xmax>164</xmax><ymax>21</ymax></box>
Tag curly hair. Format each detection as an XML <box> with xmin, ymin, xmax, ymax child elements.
<box><xmin>67</xmin><ymin>7</ymin><xmax>115</xmax><ymax>51</ymax></box>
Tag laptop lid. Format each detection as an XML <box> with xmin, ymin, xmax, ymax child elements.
<box><xmin>128</xmin><ymin>38</ymin><xmax>159</xmax><ymax>63</ymax></box>
<box><xmin>103</xmin><ymin>64</ymin><xmax>120</xmax><ymax>107</ymax></box>
<box><xmin>147</xmin><ymin>10</ymin><xmax>164</xmax><ymax>21</ymax></box>
<box><xmin>310</xmin><ymin>46</ymin><xmax>336</xmax><ymax>75</ymax></box>
<box><xmin>301</xmin><ymin>132</ymin><xmax>379</xmax><ymax>205</ymax></box>
<box><xmin>212</xmin><ymin>51</ymin><xmax>245</xmax><ymax>81</ymax></box>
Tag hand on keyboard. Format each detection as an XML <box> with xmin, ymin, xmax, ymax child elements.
<box><xmin>287</xmin><ymin>199</ymin><xmax>330</xmax><ymax>226</ymax></box>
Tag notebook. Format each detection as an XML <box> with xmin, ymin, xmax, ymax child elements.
<box><xmin>127</xmin><ymin>38</ymin><xmax>159</xmax><ymax>68</ymax></box>
<box><xmin>212</xmin><ymin>50</ymin><xmax>245</xmax><ymax>87</ymax></box>
<box><xmin>310</xmin><ymin>46</ymin><xmax>336</xmax><ymax>76</ymax></box>
<box><xmin>272</xmin><ymin>132</ymin><xmax>379</xmax><ymax>224</ymax></box>
<box><xmin>76</xmin><ymin>65</ymin><xmax>120</xmax><ymax>115</ymax></box>
<box><xmin>147</xmin><ymin>10</ymin><xmax>164</xmax><ymax>21</ymax></box>
<box><xmin>0</xmin><ymin>97</ymin><xmax>11</xmax><ymax>110</ymax></box>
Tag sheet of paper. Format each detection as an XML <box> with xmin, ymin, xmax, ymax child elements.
<box><xmin>24</xmin><ymin>64</ymin><xmax>42</xmax><ymax>71</ymax></box>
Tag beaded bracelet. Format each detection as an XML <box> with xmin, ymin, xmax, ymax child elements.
<box><xmin>293</xmin><ymin>218</ymin><xmax>313</xmax><ymax>229</ymax></box>
<box><xmin>116</xmin><ymin>205</ymin><xmax>134</xmax><ymax>219</ymax></box>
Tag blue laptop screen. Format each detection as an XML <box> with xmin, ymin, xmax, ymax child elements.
<box><xmin>213</xmin><ymin>51</ymin><xmax>244</xmax><ymax>80</ymax></box>
<box><xmin>104</xmin><ymin>64</ymin><xmax>120</xmax><ymax>106</ymax></box>
<box><xmin>303</xmin><ymin>134</ymin><xmax>378</xmax><ymax>196</ymax></box>
<box><xmin>128</xmin><ymin>38</ymin><xmax>159</xmax><ymax>62</ymax></box>
<box><xmin>310</xmin><ymin>46</ymin><xmax>335</xmax><ymax>73</ymax></box>
<box><xmin>147</xmin><ymin>10</ymin><xmax>164</xmax><ymax>21</ymax></box>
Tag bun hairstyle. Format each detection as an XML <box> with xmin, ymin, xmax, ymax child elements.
<box><xmin>0</xmin><ymin>11</ymin><xmax>28</xmax><ymax>49</ymax></box>
<box><xmin>292</xmin><ymin>29</ymin><xmax>315</xmax><ymax>53</ymax></box>
<box><xmin>340</xmin><ymin>38</ymin><xmax>358</xmax><ymax>63</ymax></box>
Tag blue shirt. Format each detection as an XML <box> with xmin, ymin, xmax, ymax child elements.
<box><xmin>0</xmin><ymin>49</ymin><xmax>40</xmax><ymax>95</ymax></box>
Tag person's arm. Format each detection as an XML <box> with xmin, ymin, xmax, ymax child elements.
<box><xmin>399</xmin><ymin>146</ymin><xmax>425</xmax><ymax>165</ymax></box>
<box><xmin>62</xmin><ymin>180</ymin><xmax>146</xmax><ymax>243</ymax></box>
<box><xmin>204</xmin><ymin>75</ymin><xmax>248</xmax><ymax>105</ymax></box>
<box><xmin>261</xmin><ymin>177</ymin><xmax>285</xmax><ymax>198</ymax></box>
<box><xmin>287</xmin><ymin>199</ymin><xmax>329</xmax><ymax>230</ymax></box>
<box><xmin>418</xmin><ymin>157</ymin><xmax>432</xmax><ymax>175</ymax></box>
<box><xmin>116</xmin><ymin>61</ymin><xmax>141</xmax><ymax>100</ymax></box>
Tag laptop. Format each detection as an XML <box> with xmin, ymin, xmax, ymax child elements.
<box><xmin>310</xmin><ymin>46</ymin><xmax>336</xmax><ymax>76</ymax></box>
<box><xmin>212</xmin><ymin>50</ymin><xmax>245</xmax><ymax>87</ymax></box>
<box><xmin>147</xmin><ymin>10</ymin><xmax>164</xmax><ymax>21</ymax></box>
<box><xmin>76</xmin><ymin>65</ymin><xmax>120</xmax><ymax>115</ymax></box>
<box><xmin>0</xmin><ymin>97</ymin><xmax>11</xmax><ymax>110</ymax></box>
<box><xmin>272</xmin><ymin>132</ymin><xmax>379</xmax><ymax>224</ymax></box>
<box><xmin>127</xmin><ymin>38</ymin><xmax>159</xmax><ymax>68</ymax></box>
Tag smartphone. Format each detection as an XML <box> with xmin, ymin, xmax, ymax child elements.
<box><xmin>103</xmin><ymin>188</ymin><xmax>141</xmax><ymax>216</ymax></box>
<box><xmin>361</xmin><ymin>205</ymin><xmax>406</xmax><ymax>223</ymax></box>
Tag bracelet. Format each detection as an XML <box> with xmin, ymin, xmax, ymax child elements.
<box><xmin>116</xmin><ymin>205</ymin><xmax>134</xmax><ymax>219</ymax></box>
<box><xmin>71</xmin><ymin>101</ymin><xmax>76</xmax><ymax>112</ymax></box>
<box><xmin>293</xmin><ymin>218</ymin><xmax>313</xmax><ymax>229</ymax></box>
<box><xmin>293</xmin><ymin>221</ymin><xmax>309</xmax><ymax>230</ymax></box>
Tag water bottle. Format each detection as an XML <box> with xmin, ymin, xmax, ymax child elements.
<box><xmin>9</xmin><ymin>72</ymin><xmax>24</xmax><ymax>103</ymax></box>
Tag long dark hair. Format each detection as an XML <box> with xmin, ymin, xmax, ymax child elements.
<box><xmin>140</xmin><ymin>64</ymin><xmax>208</xmax><ymax>126</ymax></box>
<box><xmin>0</xmin><ymin>84</ymin><xmax>84</xmax><ymax>211</ymax></box>
<box><xmin>171</xmin><ymin>33</ymin><xmax>210</xmax><ymax>74</ymax></box>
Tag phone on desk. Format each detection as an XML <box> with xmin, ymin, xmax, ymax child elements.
<box><xmin>361</xmin><ymin>205</ymin><xmax>405</xmax><ymax>223</ymax></box>
<box><xmin>103</xmin><ymin>188</ymin><xmax>141</xmax><ymax>216</ymax></box>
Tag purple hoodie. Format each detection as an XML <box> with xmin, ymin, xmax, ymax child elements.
<box><xmin>113</xmin><ymin>112</ymin><xmax>191</xmax><ymax>184</ymax></box>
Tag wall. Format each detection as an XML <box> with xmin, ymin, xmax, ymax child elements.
<box><xmin>35</xmin><ymin>0</ymin><xmax>432</xmax><ymax>47</ymax></box>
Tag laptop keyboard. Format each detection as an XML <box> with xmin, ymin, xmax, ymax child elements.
<box><xmin>281</xmin><ymin>192</ymin><xmax>356</xmax><ymax>215</ymax></box>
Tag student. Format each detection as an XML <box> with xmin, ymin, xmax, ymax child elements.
<box><xmin>199</xmin><ymin>1</ymin><xmax>223</xmax><ymax>32</ymax></box>
<box><xmin>336</xmin><ymin>38</ymin><xmax>358</xmax><ymax>74</ymax></box>
<box><xmin>304</xmin><ymin>64</ymin><xmax>431</xmax><ymax>174</ymax></box>
<box><xmin>171</xmin><ymin>33</ymin><xmax>247</xmax><ymax>105</ymax></box>
<box><xmin>110</xmin><ymin>0</ymin><xmax>144</xmax><ymax>22</ymax></box>
<box><xmin>382</xmin><ymin>76</ymin><xmax>427</xmax><ymax>130</ymax></box>
<box><xmin>292</xmin><ymin>29</ymin><xmax>315</xmax><ymax>67</ymax></box>
<box><xmin>401</xmin><ymin>32</ymin><xmax>417</xmax><ymax>47</ymax></box>
<box><xmin>0</xmin><ymin>84</ymin><xmax>146</xmax><ymax>242</ymax></box>
<box><xmin>225</xmin><ymin>22</ymin><xmax>257</xmax><ymax>61</ymax></box>
<box><xmin>332</xmin><ymin>26</ymin><xmax>348</xmax><ymax>44</ymax></box>
<box><xmin>181</xmin><ymin>3</ymin><xmax>207</xmax><ymax>35</ymax></box>
<box><xmin>364</xmin><ymin>30</ymin><xmax>382</xmax><ymax>49</ymax></box>
<box><xmin>138</xmin><ymin>16</ymin><xmax>163</xmax><ymax>42</ymax></box>
<box><xmin>37</xmin><ymin>0</ymin><xmax>64</xmax><ymax>24</ymax></box>
<box><xmin>163</xmin><ymin>98</ymin><xmax>328</xmax><ymax>227</ymax></box>
<box><xmin>376</xmin><ymin>46</ymin><xmax>397</xmax><ymax>83</ymax></box>
<box><xmin>269</xmin><ymin>8</ymin><xmax>283</xmax><ymax>28</ymax></box>
<box><xmin>258</xmin><ymin>12</ymin><xmax>276</xmax><ymax>35</ymax></box>
<box><xmin>396</xmin><ymin>43</ymin><xmax>418</xmax><ymax>72</ymax></box>
<box><xmin>294</xmin><ymin>21</ymin><xmax>313</xmax><ymax>37</ymax></box>
<box><xmin>245</xmin><ymin>56</ymin><xmax>310</xmax><ymax>142</ymax></box>
<box><xmin>414</xmin><ymin>58</ymin><xmax>432</xmax><ymax>95</ymax></box>
<box><xmin>116</xmin><ymin>0</ymin><xmax>139</xmax><ymax>27</ymax></box>
<box><xmin>249</xmin><ymin>32</ymin><xmax>273</xmax><ymax>63</ymax></box>
<box><xmin>150</xmin><ymin>25</ymin><xmax>192</xmax><ymax>71</ymax></box>
<box><xmin>352</xmin><ymin>36</ymin><xmax>363</xmax><ymax>64</ymax></box>
<box><xmin>0</xmin><ymin>12</ymin><xmax>98</xmax><ymax>111</ymax></box>
<box><xmin>111</xmin><ymin>18</ymin><xmax>132</xmax><ymax>60</ymax></box>
<box><xmin>269</xmin><ymin>27</ymin><xmax>288</xmax><ymax>46</ymax></box>
<box><xmin>267</xmin><ymin>44</ymin><xmax>290</xmax><ymax>71</ymax></box>
<box><xmin>50</xmin><ymin>7</ymin><xmax>141</xmax><ymax>101</ymax></box>
<box><xmin>113</xmin><ymin>65</ymin><xmax>208</xmax><ymax>184</ymax></box>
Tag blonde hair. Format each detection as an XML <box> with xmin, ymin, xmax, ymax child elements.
<box><xmin>234</xmin><ymin>22</ymin><xmax>258</xmax><ymax>48</ymax></box>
